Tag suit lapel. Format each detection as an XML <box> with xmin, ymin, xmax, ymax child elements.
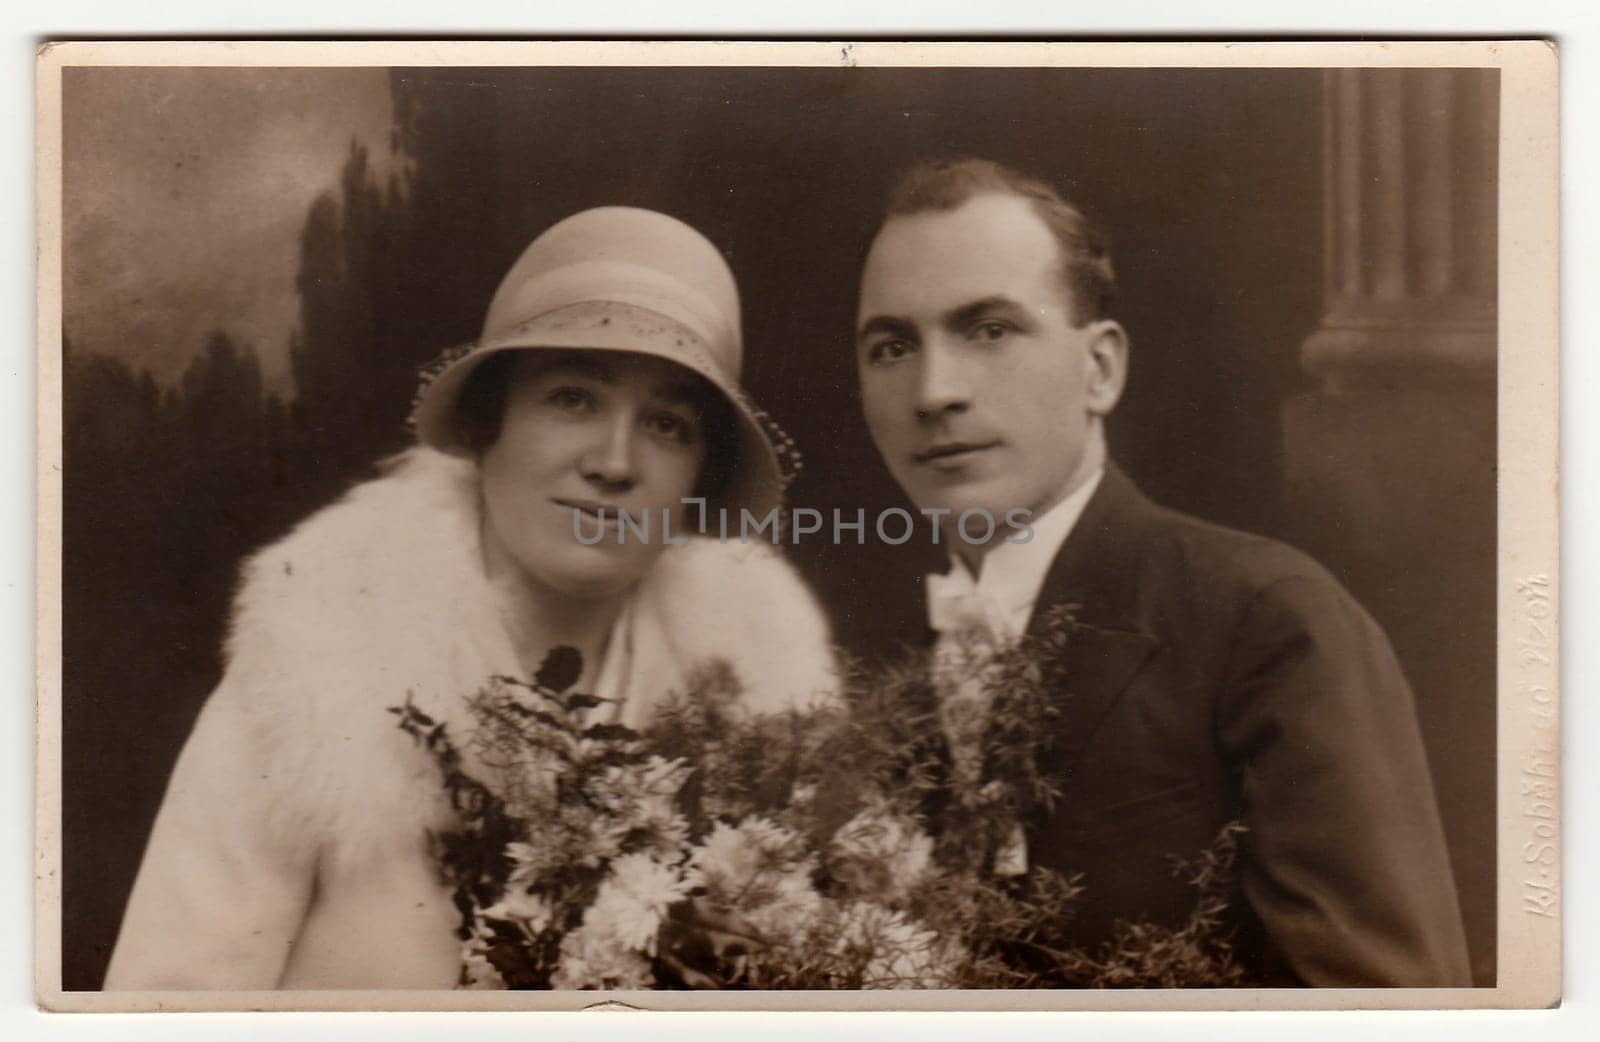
<box><xmin>895</xmin><ymin>463</ymin><xmax>1163</xmax><ymax>778</ymax></box>
<box><xmin>1025</xmin><ymin>463</ymin><xmax>1163</xmax><ymax>773</ymax></box>
<box><xmin>1043</xmin><ymin>622</ymin><xmax>1160</xmax><ymax>771</ymax></box>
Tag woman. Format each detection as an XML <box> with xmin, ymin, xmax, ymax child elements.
<box><xmin>105</xmin><ymin>207</ymin><xmax>837</xmax><ymax>989</ymax></box>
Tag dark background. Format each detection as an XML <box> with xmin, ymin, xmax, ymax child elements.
<box><xmin>60</xmin><ymin>66</ymin><xmax>1494</xmax><ymax>988</ymax></box>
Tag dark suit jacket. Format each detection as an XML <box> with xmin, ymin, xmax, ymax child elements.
<box><xmin>909</xmin><ymin>463</ymin><xmax>1472</xmax><ymax>986</ymax></box>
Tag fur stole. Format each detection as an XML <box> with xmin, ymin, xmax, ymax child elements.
<box><xmin>194</xmin><ymin>447</ymin><xmax>838</xmax><ymax>871</ymax></box>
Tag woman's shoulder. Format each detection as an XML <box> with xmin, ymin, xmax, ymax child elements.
<box><xmin>237</xmin><ymin>449</ymin><xmax>476</xmax><ymax>598</ymax></box>
<box><xmin>218</xmin><ymin>449</ymin><xmax>508</xmax><ymax>729</ymax></box>
<box><xmin>633</xmin><ymin>536</ymin><xmax>839</xmax><ymax>716</ymax></box>
<box><xmin>228</xmin><ymin>450</ymin><xmax>481</xmax><ymax>645</ymax></box>
<box><xmin>202</xmin><ymin>448</ymin><xmax>501</xmax><ymax>851</ymax></box>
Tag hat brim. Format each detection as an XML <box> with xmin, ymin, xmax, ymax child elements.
<box><xmin>413</xmin><ymin>300</ymin><xmax>786</xmax><ymax>521</ymax></box>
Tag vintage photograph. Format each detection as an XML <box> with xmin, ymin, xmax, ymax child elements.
<box><xmin>34</xmin><ymin>41</ymin><xmax>1557</xmax><ymax>1010</ymax></box>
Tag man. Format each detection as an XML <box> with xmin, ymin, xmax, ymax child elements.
<box><xmin>854</xmin><ymin>157</ymin><xmax>1471</xmax><ymax>986</ymax></box>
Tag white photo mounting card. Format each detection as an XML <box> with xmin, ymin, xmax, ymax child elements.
<box><xmin>34</xmin><ymin>39</ymin><xmax>1559</xmax><ymax>1012</ymax></box>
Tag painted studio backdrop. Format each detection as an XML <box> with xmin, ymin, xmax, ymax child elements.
<box><xmin>58</xmin><ymin>65</ymin><xmax>1498</xmax><ymax>989</ymax></box>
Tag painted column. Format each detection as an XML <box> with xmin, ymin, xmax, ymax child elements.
<box><xmin>1283</xmin><ymin>67</ymin><xmax>1499</xmax><ymax>986</ymax></box>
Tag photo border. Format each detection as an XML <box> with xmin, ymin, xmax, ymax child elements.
<box><xmin>32</xmin><ymin>37</ymin><xmax>1560</xmax><ymax>1013</ymax></box>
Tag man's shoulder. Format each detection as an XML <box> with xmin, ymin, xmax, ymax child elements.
<box><xmin>1070</xmin><ymin>474</ymin><xmax>1410</xmax><ymax>721</ymax></box>
<box><xmin>1093</xmin><ymin>475</ymin><xmax>1358</xmax><ymax>629</ymax></box>
<box><xmin>1135</xmin><ymin>498</ymin><xmax>1332</xmax><ymax>590</ymax></box>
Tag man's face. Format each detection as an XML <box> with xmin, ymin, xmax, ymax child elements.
<box><xmin>856</xmin><ymin>193</ymin><xmax>1122</xmax><ymax>528</ymax></box>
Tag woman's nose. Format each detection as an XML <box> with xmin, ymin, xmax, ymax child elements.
<box><xmin>580</xmin><ymin>417</ymin><xmax>638</xmax><ymax>489</ymax></box>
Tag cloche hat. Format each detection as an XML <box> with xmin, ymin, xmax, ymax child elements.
<box><xmin>412</xmin><ymin>206</ymin><xmax>796</xmax><ymax>517</ymax></box>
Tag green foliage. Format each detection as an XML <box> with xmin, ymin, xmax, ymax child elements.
<box><xmin>396</xmin><ymin>631</ymin><xmax>1255</xmax><ymax>991</ymax></box>
<box><xmin>1042</xmin><ymin>822</ymin><xmax>1252</xmax><ymax>988</ymax></box>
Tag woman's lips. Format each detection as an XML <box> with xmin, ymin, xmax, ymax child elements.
<box><xmin>554</xmin><ymin>498</ymin><xmax>623</xmax><ymax>522</ymax></box>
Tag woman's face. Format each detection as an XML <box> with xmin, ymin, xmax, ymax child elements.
<box><xmin>478</xmin><ymin>350</ymin><xmax>709</xmax><ymax>601</ymax></box>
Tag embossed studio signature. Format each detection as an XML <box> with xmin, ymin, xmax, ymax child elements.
<box><xmin>1515</xmin><ymin>574</ymin><xmax>1557</xmax><ymax>919</ymax></box>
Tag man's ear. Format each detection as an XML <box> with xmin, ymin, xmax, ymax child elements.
<box><xmin>1083</xmin><ymin>319</ymin><xmax>1129</xmax><ymax>417</ymax></box>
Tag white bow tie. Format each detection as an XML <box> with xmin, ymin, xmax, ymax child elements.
<box><xmin>926</xmin><ymin>568</ymin><xmax>1010</xmax><ymax>640</ymax></box>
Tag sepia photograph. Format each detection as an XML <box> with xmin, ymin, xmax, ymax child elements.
<box><xmin>33</xmin><ymin>40</ymin><xmax>1559</xmax><ymax>1011</ymax></box>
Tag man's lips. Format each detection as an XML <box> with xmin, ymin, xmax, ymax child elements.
<box><xmin>913</xmin><ymin>440</ymin><xmax>1002</xmax><ymax>465</ymax></box>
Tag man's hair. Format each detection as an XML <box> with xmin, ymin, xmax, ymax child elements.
<box><xmin>879</xmin><ymin>157</ymin><xmax>1117</xmax><ymax>324</ymax></box>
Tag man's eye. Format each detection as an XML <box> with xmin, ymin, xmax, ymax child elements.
<box><xmin>973</xmin><ymin>321</ymin><xmax>1011</xmax><ymax>342</ymax></box>
<box><xmin>869</xmin><ymin>339</ymin><xmax>915</xmax><ymax>365</ymax></box>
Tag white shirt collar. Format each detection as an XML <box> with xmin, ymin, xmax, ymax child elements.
<box><xmin>940</xmin><ymin>468</ymin><xmax>1104</xmax><ymax>639</ymax></box>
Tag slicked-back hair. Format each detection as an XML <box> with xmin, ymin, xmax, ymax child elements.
<box><xmin>878</xmin><ymin>157</ymin><xmax>1117</xmax><ymax>325</ymax></box>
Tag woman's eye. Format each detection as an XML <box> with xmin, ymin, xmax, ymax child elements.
<box><xmin>547</xmin><ymin>386</ymin><xmax>594</xmax><ymax>411</ymax></box>
<box><xmin>647</xmin><ymin>412</ymin><xmax>698</xmax><ymax>443</ymax></box>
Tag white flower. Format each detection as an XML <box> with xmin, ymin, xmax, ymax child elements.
<box><xmin>458</xmin><ymin>917</ymin><xmax>508</xmax><ymax>990</ymax></box>
<box><xmin>551</xmin><ymin>923</ymin><xmax>655</xmax><ymax>990</ymax></box>
<box><xmin>594</xmin><ymin>756</ymin><xmax>687</xmax><ymax>807</ymax></box>
<box><xmin>545</xmin><ymin>852</ymin><xmax>693</xmax><ymax>989</ymax></box>
<box><xmin>459</xmin><ymin>949</ymin><xmax>505</xmax><ymax>990</ymax></box>
<box><xmin>482</xmin><ymin>887</ymin><xmax>554</xmax><ymax>934</ymax></box>
<box><xmin>829</xmin><ymin>801</ymin><xmax>935</xmax><ymax>903</ymax></box>
<box><xmin>579</xmin><ymin>816</ymin><xmax>633</xmax><ymax>869</ymax></box>
<box><xmin>636</xmin><ymin>811</ymin><xmax>692</xmax><ymax>861</ymax></box>
<box><xmin>583</xmin><ymin>852</ymin><xmax>695</xmax><ymax>955</ymax></box>
<box><xmin>686</xmin><ymin>818</ymin><xmax>822</xmax><ymax>962</ymax></box>
<box><xmin>506</xmin><ymin>841</ymin><xmax>542</xmax><ymax>865</ymax></box>
<box><xmin>505</xmin><ymin>839</ymin><xmax>560</xmax><ymax>890</ymax></box>
<box><xmin>743</xmin><ymin>865</ymin><xmax>826</xmax><ymax>947</ymax></box>
<box><xmin>593</xmin><ymin>757</ymin><xmax>693</xmax><ymax>861</ymax></box>
<box><xmin>832</xmin><ymin>902</ymin><xmax>959</xmax><ymax>989</ymax></box>
<box><xmin>640</xmin><ymin>755</ymin><xmax>694</xmax><ymax>794</ymax></box>
<box><xmin>690</xmin><ymin>818</ymin><xmax>811</xmax><ymax>903</ymax></box>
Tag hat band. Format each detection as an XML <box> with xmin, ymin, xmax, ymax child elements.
<box><xmin>482</xmin><ymin>259</ymin><xmax>740</xmax><ymax>372</ymax></box>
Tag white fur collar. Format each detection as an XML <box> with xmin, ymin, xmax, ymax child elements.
<box><xmin>210</xmin><ymin>447</ymin><xmax>837</xmax><ymax>866</ymax></box>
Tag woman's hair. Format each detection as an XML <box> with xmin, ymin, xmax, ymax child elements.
<box><xmin>453</xmin><ymin>350</ymin><xmax>739</xmax><ymax>513</ymax></box>
<box><xmin>455</xmin><ymin>352</ymin><xmax>518</xmax><ymax>457</ymax></box>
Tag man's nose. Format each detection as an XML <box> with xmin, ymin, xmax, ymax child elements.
<box><xmin>914</xmin><ymin>340</ymin><xmax>973</xmax><ymax>421</ymax></box>
<box><xmin>580</xmin><ymin>416</ymin><xmax>639</xmax><ymax>489</ymax></box>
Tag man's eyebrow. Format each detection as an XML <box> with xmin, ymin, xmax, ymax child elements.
<box><xmin>945</xmin><ymin>295</ymin><xmax>1029</xmax><ymax>328</ymax></box>
<box><xmin>856</xmin><ymin>314</ymin><xmax>917</xmax><ymax>343</ymax></box>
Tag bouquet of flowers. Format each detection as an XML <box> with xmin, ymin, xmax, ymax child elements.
<box><xmin>392</xmin><ymin>609</ymin><xmax>1250</xmax><ymax>989</ymax></box>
